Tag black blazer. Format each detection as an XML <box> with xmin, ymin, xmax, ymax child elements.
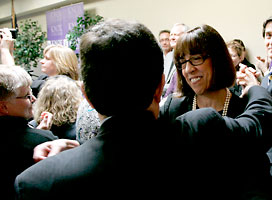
<box><xmin>159</xmin><ymin>89</ymin><xmax>247</xmax><ymax>125</ymax></box>
<box><xmin>14</xmin><ymin>111</ymin><xmax>183</xmax><ymax>199</ymax></box>
<box><xmin>268</xmin><ymin>82</ymin><xmax>272</xmax><ymax>94</ymax></box>
<box><xmin>261</xmin><ymin>73</ymin><xmax>271</xmax><ymax>89</ymax></box>
<box><xmin>29</xmin><ymin>120</ymin><xmax>76</xmax><ymax>140</ymax></box>
<box><xmin>1</xmin><ymin>116</ymin><xmax>58</xmax><ymax>199</ymax></box>
<box><xmin>173</xmin><ymin>86</ymin><xmax>272</xmax><ymax>199</ymax></box>
<box><xmin>14</xmin><ymin>86</ymin><xmax>272</xmax><ymax>200</ymax></box>
<box><xmin>30</xmin><ymin>74</ymin><xmax>48</xmax><ymax>98</ymax></box>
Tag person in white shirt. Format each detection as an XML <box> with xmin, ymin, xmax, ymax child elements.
<box><xmin>163</xmin><ymin>23</ymin><xmax>189</xmax><ymax>97</ymax></box>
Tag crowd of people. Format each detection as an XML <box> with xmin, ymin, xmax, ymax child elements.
<box><xmin>0</xmin><ymin>15</ymin><xmax>272</xmax><ymax>200</ymax></box>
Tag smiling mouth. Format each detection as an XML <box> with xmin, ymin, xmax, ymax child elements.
<box><xmin>190</xmin><ymin>77</ymin><xmax>201</xmax><ymax>83</ymax></box>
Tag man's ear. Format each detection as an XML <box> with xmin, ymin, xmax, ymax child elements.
<box><xmin>154</xmin><ymin>74</ymin><xmax>165</xmax><ymax>103</ymax></box>
<box><xmin>81</xmin><ymin>84</ymin><xmax>95</xmax><ymax>109</ymax></box>
<box><xmin>0</xmin><ymin>101</ymin><xmax>8</xmax><ymax>115</ymax></box>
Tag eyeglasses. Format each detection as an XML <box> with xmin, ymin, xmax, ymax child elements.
<box><xmin>177</xmin><ymin>54</ymin><xmax>209</xmax><ymax>70</ymax></box>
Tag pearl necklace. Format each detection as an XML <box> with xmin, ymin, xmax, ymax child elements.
<box><xmin>192</xmin><ymin>88</ymin><xmax>231</xmax><ymax>117</ymax></box>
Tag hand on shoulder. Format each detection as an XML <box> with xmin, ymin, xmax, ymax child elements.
<box><xmin>33</xmin><ymin>139</ymin><xmax>80</xmax><ymax>162</ymax></box>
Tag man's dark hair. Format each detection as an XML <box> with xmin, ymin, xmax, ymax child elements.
<box><xmin>262</xmin><ymin>16</ymin><xmax>272</xmax><ymax>38</ymax></box>
<box><xmin>159</xmin><ymin>29</ymin><xmax>170</xmax><ymax>36</ymax></box>
<box><xmin>80</xmin><ymin>19</ymin><xmax>164</xmax><ymax>116</ymax></box>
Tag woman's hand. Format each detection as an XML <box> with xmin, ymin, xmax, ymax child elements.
<box><xmin>36</xmin><ymin>111</ymin><xmax>53</xmax><ymax>130</ymax></box>
<box><xmin>236</xmin><ymin>64</ymin><xmax>260</xmax><ymax>97</ymax></box>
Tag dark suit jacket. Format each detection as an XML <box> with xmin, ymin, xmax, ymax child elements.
<box><xmin>242</xmin><ymin>58</ymin><xmax>256</xmax><ymax>69</ymax></box>
<box><xmin>15</xmin><ymin>111</ymin><xmax>182</xmax><ymax>199</ymax></box>
<box><xmin>14</xmin><ymin>86</ymin><xmax>272</xmax><ymax>200</ymax></box>
<box><xmin>30</xmin><ymin>74</ymin><xmax>48</xmax><ymax>98</ymax></box>
<box><xmin>174</xmin><ymin>86</ymin><xmax>272</xmax><ymax>199</ymax></box>
<box><xmin>268</xmin><ymin>82</ymin><xmax>272</xmax><ymax>94</ymax></box>
<box><xmin>160</xmin><ymin>88</ymin><xmax>247</xmax><ymax>124</ymax></box>
<box><xmin>261</xmin><ymin>73</ymin><xmax>271</xmax><ymax>89</ymax></box>
<box><xmin>1</xmin><ymin>116</ymin><xmax>58</xmax><ymax>199</ymax></box>
<box><xmin>29</xmin><ymin>120</ymin><xmax>76</xmax><ymax>140</ymax></box>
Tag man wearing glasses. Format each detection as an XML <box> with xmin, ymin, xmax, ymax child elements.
<box><xmin>0</xmin><ymin>65</ymin><xmax>60</xmax><ymax>198</ymax></box>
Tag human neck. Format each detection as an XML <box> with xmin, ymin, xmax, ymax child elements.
<box><xmin>97</xmin><ymin>102</ymin><xmax>159</xmax><ymax>122</ymax></box>
<box><xmin>195</xmin><ymin>88</ymin><xmax>229</xmax><ymax>112</ymax></box>
<box><xmin>146</xmin><ymin>99</ymin><xmax>159</xmax><ymax>119</ymax></box>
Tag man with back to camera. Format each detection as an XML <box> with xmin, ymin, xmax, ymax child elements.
<box><xmin>14</xmin><ymin>18</ymin><xmax>184</xmax><ymax>199</ymax></box>
<box><xmin>15</xmin><ymin>19</ymin><xmax>272</xmax><ymax>200</ymax></box>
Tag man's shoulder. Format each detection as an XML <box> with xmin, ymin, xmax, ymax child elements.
<box><xmin>0</xmin><ymin>116</ymin><xmax>56</xmax><ymax>144</ymax></box>
<box><xmin>15</xmin><ymin>139</ymin><xmax>105</xmax><ymax>195</ymax></box>
<box><xmin>267</xmin><ymin>82</ymin><xmax>272</xmax><ymax>94</ymax></box>
<box><xmin>160</xmin><ymin>94</ymin><xmax>190</xmax><ymax>119</ymax></box>
<box><xmin>26</xmin><ymin>127</ymin><xmax>58</xmax><ymax>141</ymax></box>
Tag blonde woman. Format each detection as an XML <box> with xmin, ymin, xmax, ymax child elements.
<box><xmin>29</xmin><ymin>75</ymin><xmax>83</xmax><ymax>139</ymax></box>
<box><xmin>31</xmin><ymin>44</ymin><xmax>80</xmax><ymax>97</ymax></box>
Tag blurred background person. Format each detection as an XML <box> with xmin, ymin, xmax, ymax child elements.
<box><xmin>163</xmin><ymin>23</ymin><xmax>189</xmax><ymax>97</ymax></box>
<box><xmin>233</xmin><ymin>39</ymin><xmax>255</xmax><ymax>69</ymax></box>
<box><xmin>227</xmin><ymin>40</ymin><xmax>245</xmax><ymax>96</ymax></box>
<box><xmin>29</xmin><ymin>75</ymin><xmax>83</xmax><ymax>140</ymax></box>
<box><xmin>227</xmin><ymin>40</ymin><xmax>244</xmax><ymax>71</ymax></box>
<box><xmin>31</xmin><ymin>44</ymin><xmax>80</xmax><ymax>97</ymax></box>
<box><xmin>158</xmin><ymin>29</ymin><xmax>172</xmax><ymax>58</ymax></box>
<box><xmin>255</xmin><ymin>16</ymin><xmax>272</xmax><ymax>80</ymax></box>
<box><xmin>259</xmin><ymin>16</ymin><xmax>272</xmax><ymax>88</ymax></box>
<box><xmin>235</xmin><ymin>16</ymin><xmax>272</xmax><ymax>91</ymax></box>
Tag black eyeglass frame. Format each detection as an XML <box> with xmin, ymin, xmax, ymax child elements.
<box><xmin>177</xmin><ymin>54</ymin><xmax>210</xmax><ymax>70</ymax></box>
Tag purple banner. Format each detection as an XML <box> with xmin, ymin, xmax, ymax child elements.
<box><xmin>46</xmin><ymin>2</ymin><xmax>84</xmax><ymax>52</ymax></box>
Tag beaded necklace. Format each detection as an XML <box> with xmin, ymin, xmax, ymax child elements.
<box><xmin>192</xmin><ymin>88</ymin><xmax>231</xmax><ymax>117</ymax></box>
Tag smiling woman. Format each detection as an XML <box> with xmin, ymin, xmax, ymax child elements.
<box><xmin>159</xmin><ymin>24</ymin><xmax>247</xmax><ymax>121</ymax></box>
<box><xmin>158</xmin><ymin>24</ymin><xmax>272</xmax><ymax>199</ymax></box>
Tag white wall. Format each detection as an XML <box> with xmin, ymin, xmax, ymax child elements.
<box><xmin>84</xmin><ymin>0</ymin><xmax>272</xmax><ymax>63</ymax></box>
<box><xmin>1</xmin><ymin>0</ymin><xmax>272</xmax><ymax>64</ymax></box>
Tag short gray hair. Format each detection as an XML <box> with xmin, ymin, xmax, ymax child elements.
<box><xmin>0</xmin><ymin>65</ymin><xmax>32</xmax><ymax>101</ymax></box>
<box><xmin>172</xmin><ymin>23</ymin><xmax>190</xmax><ymax>32</ymax></box>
